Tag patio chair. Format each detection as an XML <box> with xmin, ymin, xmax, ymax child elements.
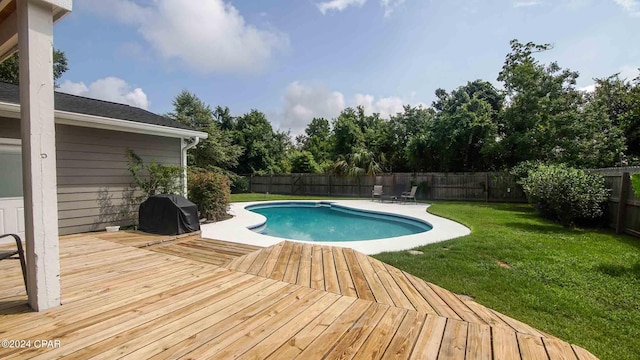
<box><xmin>0</xmin><ymin>234</ymin><xmax>27</xmax><ymax>295</ymax></box>
<box><xmin>372</xmin><ymin>185</ymin><xmax>384</xmax><ymax>201</ymax></box>
<box><xmin>401</xmin><ymin>186</ymin><xmax>418</xmax><ymax>203</ymax></box>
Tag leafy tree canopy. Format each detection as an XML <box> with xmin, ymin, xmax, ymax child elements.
<box><xmin>0</xmin><ymin>49</ymin><xmax>68</xmax><ymax>86</ymax></box>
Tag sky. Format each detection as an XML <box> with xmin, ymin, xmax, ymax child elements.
<box><xmin>54</xmin><ymin>0</ymin><xmax>640</xmax><ymax>135</ymax></box>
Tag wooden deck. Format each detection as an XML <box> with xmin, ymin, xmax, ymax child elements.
<box><xmin>0</xmin><ymin>234</ymin><xmax>598</xmax><ymax>359</ymax></box>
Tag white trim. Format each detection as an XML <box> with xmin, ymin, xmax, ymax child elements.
<box><xmin>0</xmin><ymin>101</ymin><xmax>208</xmax><ymax>139</ymax></box>
<box><xmin>181</xmin><ymin>136</ymin><xmax>200</xmax><ymax>196</ymax></box>
<box><xmin>0</xmin><ymin>138</ymin><xmax>21</xmax><ymax>145</ymax></box>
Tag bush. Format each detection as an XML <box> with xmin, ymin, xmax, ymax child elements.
<box><xmin>632</xmin><ymin>173</ymin><xmax>640</xmax><ymax>198</ymax></box>
<box><xmin>188</xmin><ymin>170</ymin><xmax>231</xmax><ymax>221</ymax></box>
<box><xmin>520</xmin><ymin>164</ymin><xmax>610</xmax><ymax>226</ymax></box>
<box><xmin>126</xmin><ymin>150</ymin><xmax>183</xmax><ymax>200</ymax></box>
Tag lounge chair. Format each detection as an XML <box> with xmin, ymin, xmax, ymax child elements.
<box><xmin>401</xmin><ymin>186</ymin><xmax>418</xmax><ymax>203</ymax></box>
<box><xmin>372</xmin><ymin>185</ymin><xmax>383</xmax><ymax>201</ymax></box>
<box><xmin>1</xmin><ymin>234</ymin><xmax>27</xmax><ymax>295</ymax></box>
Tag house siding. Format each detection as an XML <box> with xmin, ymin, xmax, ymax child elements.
<box><xmin>0</xmin><ymin>117</ymin><xmax>182</xmax><ymax>235</ymax></box>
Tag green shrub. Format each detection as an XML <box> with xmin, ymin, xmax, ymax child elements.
<box><xmin>126</xmin><ymin>150</ymin><xmax>183</xmax><ymax>200</ymax></box>
<box><xmin>188</xmin><ymin>169</ymin><xmax>231</xmax><ymax>221</ymax></box>
<box><xmin>520</xmin><ymin>164</ymin><xmax>610</xmax><ymax>226</ymax></box>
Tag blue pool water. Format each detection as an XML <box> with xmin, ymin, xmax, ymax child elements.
<box><xmin>246</xmin><ymin>202</ymin><xmax>432</xmax><ymax>242</ymax></box>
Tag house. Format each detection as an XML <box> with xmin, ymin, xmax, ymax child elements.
<box><xmin>0</xmin><ymin>81</ymin><xmax>207</xmax><ymax>237</ymax></box>
<box><xmin>0</xmin><ymin>82</ymin><xmax>207</xmax><ymax>238</ymax></box>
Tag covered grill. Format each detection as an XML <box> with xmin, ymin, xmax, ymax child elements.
<box><xmin>138</xmin><ymin>194</ymin><xmax>200</xmax><ymax>235</ymax></box>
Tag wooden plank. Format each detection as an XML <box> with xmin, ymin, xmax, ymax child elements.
<box><xmin>517</xmin><ymin>333</ymin><xmax>549</xmax><ymax>360</ymax></box>
<box><xmin>310</xmin><ymin>245</ymin><xmax>325</xmax><ymax>290</ymax></box>
<box><xmin>403</xmin><ymin>272</ymin><xmax>462</xmax><ymax>320</ymax></box>
<box><xmin>111</xmin><ymin>282</ymin><xmax>298</xmax><ymax>360</ymax></box>
<box><xmin>296</xmin><ymin>244</ymin><xmax>312</xmax><ymax>288</ymax></box>
<box><xmin>322</xmin><ymin>246</ymin><xmax>340</xmax><ymax>294</ymax></box>
<box><xmin>282</xmin><ymin>242</ymin><xmax>303</xmax><ymax>284</ymax></box>
<box><xmin>571</xmin><ymin>345</ymin><xmax>599</xmax><ymax>360</ymax></box>
<box><xmin>269</xmin><ymin>241</ymin><xmax>295</xmax><ymax>281</ymax></box>
<box><xmin>368</xmin><ymin>257</ymin><xmax>414</xmax><ymax>310</ymax></box>
<box><xmin>384</xmin><ymin>263</ymin><xmax>436</xmax><ymax>314</ymax></box>
<box><xmin>232</xmin><ymin>248</ymin><xmax>263</xmax><ymax>273</ymax></box>
<box><xmin>333</xmin><ymin>247</ymin><xmax>358</xmax><ymax>297</ymax></box>
<box><xmin>436</xmin><ymin>319</ymin><xmax>468</xmax><ymax>360</ymax></box>
<box><xmin>257</xmin><ymin>242</ymin><xmax>285</xmax><ymax>278</ymax></box>
<box><xmin>237</xmin><ymin>292</ymin><xmax>342</xmax><ymax>359</ymax></box>
<box><xmin>352</xmin><ymin>307</ymin><xmax>407</xmax><ymax>360</ymax></box>
<box><xmin>492</xmin><ymin>326</ymin><xmax>521</xmax><ymax>360</ymax></box>
<box><xmin>409</xmin><ymin>315</ymin><xmax>447</xmax><ymax>360</ymax></box>
<box><xmin>342</xmin><ymin>248</ymin><xmax>375</xmax><ymax>301</ymax></box>
<box><xmin>209</xmin><ymin>288</ymin><xmax>328</xmax><ymax>359</ymax></box>
<box><xmin>383</xmin><ymin>310</ymin><xmax>425</xmax><ymax>359</ymax></box>
<box><xmin>247</xmin><ymin>245</ymin><xmax>275</xmax><ymax>275</ymax></box>
<box><xmin>543</xmin><ymin>337</ymin><xmax>579</xmax><ymax>360</ymax></box>
<box><xmin>465</xmin><ymin>323</ymin><xmax>492</xmax><ymax>360</ymax></box>
<box><xmin>461</xmin><ymin>299</ymin><xmax>513</xmax><ymax>330</ymax></box>
<box><xmin>265</xmin><ymin>296</ymin><xmax>357</xmax><ymax>359</ymax></box>
<box><xmin>322</xmin><ymin>303</ymin><xmax>389</xmax><ymax>359</ymax></box>
<box><xmin>427</xmin><ymin>283</ymin><xmax>485</xmax><ymax>324</ymax></box>
<box><xmin>294</xmin><ymin>300</ymin><xmax>372</xmax><ymax>359</ymax></box>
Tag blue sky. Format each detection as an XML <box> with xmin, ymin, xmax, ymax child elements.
<box><xmin>54</xmin><ymin>0</ymin><xmax>640</xmax><ymax>135</ymax></box>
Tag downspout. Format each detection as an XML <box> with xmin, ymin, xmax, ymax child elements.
<box><xmin>181</xmin><ymin>136</ymin><xmax>200</xmax><ymax>197</ymax></box>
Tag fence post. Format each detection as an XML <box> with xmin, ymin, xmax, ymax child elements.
<box><xmin>328</xmin><ymin>174</ymin><xmax>332</xmax><ymax>195</ymax></box>
<box><xmin>269</xmin><ymin>174</ymin><xmax>273</xmax><ymax>194</ymax></box>
<box><xmin>249</xmin><ymin>174</ymin><xmax>253</xmax><ymax>193</ymax></box>
<box><xmin>485</xmin><ymin>173</ymin><xmax>489</xmax><ymax>202</ymax></box>
<box><xmin>616</xmin><ymin>172</ymin><xmax>630</xmax><ymax>234</ymax></box>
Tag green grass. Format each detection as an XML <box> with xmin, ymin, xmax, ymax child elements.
<box><xmin>373</xmin><ymin>202</ymin><xmax>640</xmax><ymax>360</ymax></box>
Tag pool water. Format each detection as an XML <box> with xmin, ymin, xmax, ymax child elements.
<box><xmin>247</xmin><ymin>202</ymin><xmax>432</xmax><ymax>242</ymax></box>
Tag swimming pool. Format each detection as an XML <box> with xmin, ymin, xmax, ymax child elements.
<box><xmin>246</xmin><ymin>202</ymin><xmax>432</xmax><ymax>241</ymax></box>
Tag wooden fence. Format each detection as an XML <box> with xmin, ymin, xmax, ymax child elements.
<box><xmin>592</xmin><ymin>167</ymin><xmax>640</xmax><ymax>237</ymax></box>
<box><xmin>248</xmin><ymin>172</ymin><xmax>527</xmax><ymax>203</ymax></box>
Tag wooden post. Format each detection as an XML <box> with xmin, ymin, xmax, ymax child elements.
<box><xmin>485</xmin><ymin>173</ymin><xmax>489</xmax><ymax>202</ymax></box>
<box><xmin>616</xmin><ymin>172</ymin><xmax>630</xmax><ymax>234</ymax></box>
<box><xmin>328</xmin><ymin>174</ymin><xmax>332</xmax><ymax>195</ymax></box>
<box><xmin>268</xmin><ymin>174</ymin><xmax>272</xmax><ymax>194</ymax></box>
<box><xmin>18</xmin><ymin>0</ymin><xmax>64</xmax><ymax>311</ymax></box>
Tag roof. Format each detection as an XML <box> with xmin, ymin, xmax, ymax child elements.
<box><xmin>0</xmin><ymin>81</ymin><xmax>197</xmax><ymax>132</ymax></box>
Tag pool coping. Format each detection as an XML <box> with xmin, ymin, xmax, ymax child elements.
<box><xmin>200</xmin><ymin>200</ymin><xmax>471</xmax><ymax>255</ymax></box>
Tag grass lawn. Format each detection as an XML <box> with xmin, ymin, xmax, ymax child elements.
<box><xmin>373</xmin><ymin>202</ymin><xmax>640</xmax><ymax>360</ymax></box>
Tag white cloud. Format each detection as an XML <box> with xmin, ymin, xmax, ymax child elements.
<box><xmin>578</xmin><ymin>84</ymin><xmax>596</xmax><ymax>93</ymax></box>
<box><xmin>82</xmin><ymin>0</ymin><xmax>289</xmax><ymax>74</ymax></box>
<box><xmin>280</xmin><ymin>82</ymin><xmax>346</xmax><ymax>135</ymax></box>
<box><xmin>58</xmin><ymin>77</ymin><xmax>150</xmax><ymax>110</ymax></box>
<box><xmin>353</xmin><ymin>94</ymin><xmax>405</xmax><ymax>118</ymax></box>
<box><xmin>277</xmin><ymin>82</ymin><xmax>422</xmax><ymax>135</ymax></box>
<box><xmin>316</xmin><ymin>0</ymin><xmax>402</xmax><ymax>16</ymax></box>
<box><xmin>613</xmin><ymin>0</ymin><xmax>640</xmax><ymax>16</ymax></box>
<box><xmin>619</xmin><ymin>65</ymin><xmax>639</xmax><ymax>80</ymax></box>
<box><xmin>381</xmin><ymin>0</ymin><xmax>405</xmax><ymax>17</ymax></box>
<box><xmin>513</xmin><ymin>0</ymin><xmax>541</xmax><ymax>7</ymax></box>
<box><xmin>317</xmin><ymin>0</ymin><xmax>367</xmax><ymax>14</ymax></box>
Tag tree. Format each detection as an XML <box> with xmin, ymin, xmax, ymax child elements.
<box><xmin>495</xmin><ymin>39</ymin><xmax>624</xmax><ymax>168</ymax></box>
<box><xmin>332</xmin><ymin>108</ymin><xmax>365</xmax><ymax>157</ymax></box>
<box><xmin>166</xmin><ymin>91</ymin><xmax>242</xmax><ymax>173</ymax></box>
<box><xmin>0</xmin><ymin>49</ymin><xmax>68</xmax><ymax>86</ymax></box>
<box><xmin>297</xmin><ymin>117</ymin><xmax>333</xmax><ymax>166</ymax></box>
<box><xmin>590</xmin><ymin>71</ymin><xmax>640</xmax><ymax>160</ymax></box>
<box><xmin>429</xmin><ymin>80</ymin><xmax>502</xmax><ymax>171</ymax></box>
<box><xmin>383</xmin><ymin>105</ymin><xmax>435</xmax><ymax>172</ymax></box>
<box><xmin>290</xmin><ymin>150</ymin><xmax>321</xmax><ymax>173</ymax></box>
<box><xmin>233</xmin><ymin>110</ymin><xmax>291</xmax><ymax>174</ymax></box>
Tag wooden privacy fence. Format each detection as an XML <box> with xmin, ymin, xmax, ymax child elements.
<box><xmin>591</xmin><ymin>167</ymin><xmax>640</xmax><ymax>237</ymax></box>
<box><xmin>248</xmin><ymin>172</ymin><xmax>527</xmax><ymax>203</ymax></box>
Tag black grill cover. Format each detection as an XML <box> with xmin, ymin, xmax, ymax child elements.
<box><xmin>138</xmin><ymin>194</ymin><xmax>200</xmax><ymax>235</ymax></box>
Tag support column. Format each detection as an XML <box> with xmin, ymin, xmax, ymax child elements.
<box><xmin>18</xmin><ymin>0</ymin><xmax>61</xmax><ymax>311</ymax></box>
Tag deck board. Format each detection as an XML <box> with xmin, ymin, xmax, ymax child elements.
<box><xmin>0</xmin><ymin>234</ymin><xmax>598</xmax><ymax>360</ymax></box>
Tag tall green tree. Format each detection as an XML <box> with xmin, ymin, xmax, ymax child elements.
<box><xmin>167</xmin><ymin>91</ymin><xmax>242</xmax><ymax>172</ymax></box>
<box><xmin>0</xmin><ymin>49</ymin><xmax>68</xmax><ymax>86</ymax></box>
<box><xmin>297</xmin><ymin>117</ymin><xmax>333</xmax><ymax>166</ymax></box>
<box><xmin>496</xmin><ymin>39</ymin><xmax>624</xmax><ymax>168</ymax></box>
<box><xmin>233</xmin><ymin>110</ymin><xmax>291</xmax><ymax>174</ymax></box>
<box><xmin>590</xmin><ymin>71</ymin><xmax>640</xmax><ymax>160</ymax></box>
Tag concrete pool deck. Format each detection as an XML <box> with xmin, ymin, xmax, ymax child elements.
<box><xmin>201</xmin><ymin>200</ymin><xmax>470</xmax><ymax>255</ymax></box>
